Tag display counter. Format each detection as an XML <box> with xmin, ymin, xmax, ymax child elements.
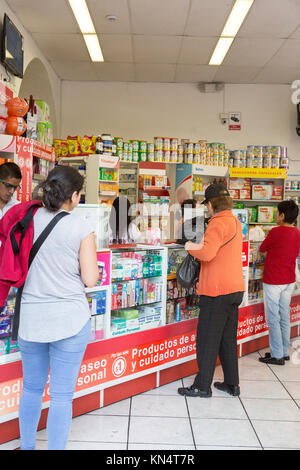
<box><xmin>1</xmin><ymin>242</ymin><xmax>300</xmax><ymax>444</ymax></box>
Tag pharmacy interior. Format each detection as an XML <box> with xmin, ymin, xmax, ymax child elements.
<box><xmin>1</xmin><ymin>0</ymin><xmax>300</xmax><ymax>444</ymax></box>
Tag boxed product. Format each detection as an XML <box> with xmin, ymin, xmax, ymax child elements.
<box><xmin>0</xmin><ymin>316</ymin><xmax>12</xmax><ymax>338</ymax></box>
<box><xmin>35</xmin><ymin>100</ymin><xmax>51</xmax><ymax>123</ymax></box>
<box><xmin>111</xmin><ymin>309</ymin><xmax>139</xmax><ymax>335</ymax></box>
<box><xmin>166</xmin><ymin>302</ymin><xmax>175</xmax><ymax>324</ymax></box>
<box><xmin>239</xmin><ymin>188</ymin><xmax>251</xmax><ymax>199</ymax></box>
<box><xmin>37</xmin><ymin>122</ymin><xmax>46</xmax><ymax>144</ymax></box>
<box><xmin>229</xmin><ymin>178</ymin><xmax>251</xmax><ymax>190</ymax></box>
<box><xmin>9</xmin><ymin>338</ymin><xmax>19</xmax><ymax>353</ymax></box>
<box><xmin>248</xmin><ymin>207</ymin><xmax>258</xmax><ymax>223</ymax></box>
<box><xmin>271</xmin><ymin>185</ymin><xmax>283</xmax><ymax>200</ymax></box>
<box><xmin>252</xmin><ymin>184</ymin><xmax>273</xmax><ymax>200</ymax></box>
<box><xmin>257</xmin><ymin>206</ymin><xmax>276</xmax><ymax>223</ymax></box>
<box><xmin>228</xmin><ymin>189</ymin><xmax>240</xmax><ymax>199</ymax></box>
<box><xmin>26</xmin><ymin>113</ymin><xmax>38</xmax><ymax>140</ymax></box>
<box><xmin>0</xmin><ymin>338</ymin><xmax>9</xmax><ymax>355</ymax></box>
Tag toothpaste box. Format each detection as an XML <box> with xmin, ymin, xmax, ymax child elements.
<box><xmin>0</xmin><ymin>338</ymin><xmax>9</xmax><ymax>355</ymax></box>
<box><xmin>0</xmin><ymin>316</ymin><xmax>12</xmax><ymax>338</ymax></box>
<box><xmin>9</xmin><ymin>338</ymin><xmax>19</xmax><ymax>353</ymax></box>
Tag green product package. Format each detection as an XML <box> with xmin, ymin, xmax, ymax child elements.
<box><xmin>249</xmin><ymin>207</ymin><xmax>258</xmax><ymax>223</ymax></box>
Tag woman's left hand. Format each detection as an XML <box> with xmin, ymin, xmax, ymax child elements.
<box><xmin>185</xmin><ymin>241</ymin><xmax>194</xmax><ymax>251</ymax></box>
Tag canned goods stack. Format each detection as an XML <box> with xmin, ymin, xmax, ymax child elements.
<box><xmin>105</xmin><ymin>135</ymin><xmax>289</xmax><ymax>170</ymax></box>
<box><xmin>280</xmin><ymin>146</ymin><xmax>289</xmax><ymax>169</ymax></box>
<box><xmin>183</xmin><ymin>139</ymin><xmax>193</xmax><ymax>164</ymax></box>
<box><xmin>154</xmin><ymin>137</ymin><xmax>179</xmax><ymax>163</ymax></box>
<box><xmin>114</xmin><ymin>137</ymin><xmax>123</xmax><ymax>160</ymax></box>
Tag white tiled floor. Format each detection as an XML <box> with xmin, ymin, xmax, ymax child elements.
<box><xmin>2</xmin><ymin>338</ymin><xmax>300</xmax><ymax>451</ymax></box>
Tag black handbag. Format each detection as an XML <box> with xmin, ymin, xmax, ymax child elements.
<box><xmin>176</xmin><ymin>253</ymin><xmax>200</xmax><ymax>288</ymax></box>
<box><xmin>176</xmin><ymin>219</ymin><xmax>238</xmax><ymax>289</ymax></box>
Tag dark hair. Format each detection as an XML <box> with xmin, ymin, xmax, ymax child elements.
<box><xmin>209</xmin><ymin>196</ymin><xmax>233</xmax><ymax>213</ymax></box>
<box><xmin>0</xmin><ymin>162</ymin><xmax>22</xmax><ymax>180</ymax></box>
<box><xmin>277</xmin><ymin>200</ymin><xmax>299</xmax><ymax>224</ymax></box>
<box><xmin>109</xmin><ymin>196</ymin><xmax>132</xmax><ymax>243</ymax></box>
<box><xmin>181</xmin><ymin>198</ymin><xmax>196</xmax><ymax>216</ymax></box>
<box><xmin>39</xmin><ymin>165</ymin><xmax>84</xmax><ymax>212</ymax></box>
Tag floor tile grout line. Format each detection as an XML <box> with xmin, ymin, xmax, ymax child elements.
<box><xmin>256</xmin><ymin>349</ymin><xmax>300</xmax><ymax>407</ymax></box>
<box><xmin>264</xmin><ymin>363</ymin><xmax>300</xmax><ymax>411</ymax></box>
<box><xmin>238</xmin><ymin>396</ymin><xmax>264</xmax><ymax>450</ymax></box>
<box><xmin>126</xmin><ymin>397</ymin><xmax>133</xmax><ymax>450</ymax></box>
<box><xmin>181</xmin><ymin>378</ymin><xmax>197</xmax><ymax>450</ymax></box>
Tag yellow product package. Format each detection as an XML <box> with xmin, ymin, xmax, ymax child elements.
<box><xmin>67</xmin><ymin>135</ymin><xmax>81</xmax><ymax>155</ymax></box>
<box><xmin>80</xmin><ymin>135</ymin><xmax>96</xmax><ymax>154</ymax></box>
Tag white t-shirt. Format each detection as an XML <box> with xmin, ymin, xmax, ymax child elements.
<box><xmin>19</xmin><ymin>207</ymin><xmax>94</xmax><ymax>342</ymax></box>
<box><xmin>0</xmin><ymin>199</ymin><xmax>19</xmax><ymax>219</ymax></box>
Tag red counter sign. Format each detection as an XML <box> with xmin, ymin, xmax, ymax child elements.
<box><xmin>242</xmin><ymin>241</ymin><xmax>249</xmax><ymax>267</ymax></box>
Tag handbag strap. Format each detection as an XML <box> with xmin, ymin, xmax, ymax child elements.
<box><xmin>12</xmin><ymin>211</ymin><xmax>69</xmax><ymax>340</ymax></box>
<box><xmin>221</xmin><ymin>218</ymin><xmax>237</xmax><ymax>248</ymax></box>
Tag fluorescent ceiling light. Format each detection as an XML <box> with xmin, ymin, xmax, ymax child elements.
<box><xmin>68</xmin><ymin>0</ymin><xmax>95</xmax><ymax>34</ymax></box>
<box><xmin>209</xmin><ymin>0</ymin><xmax>254</xmax><ymax>65</ymax></box>
<box><xmin>209</xmin><ymin>37</ymin><xmax>234</xmax><ymax>65</ymax></box>
<box><xmin>83</xmin><ymin>34</ymin><xmax>104</xmax><ymax>62</ymax></box>
<box><xmin>221</xmin><ymin>0</ymin><xmax>254</xmax><ymax>37</ymax></box>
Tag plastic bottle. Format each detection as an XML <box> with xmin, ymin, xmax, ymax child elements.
<box><xmin>96</xmin><ymin>136</ymin><xmax>103</xmax><ymax>154</ymax></box>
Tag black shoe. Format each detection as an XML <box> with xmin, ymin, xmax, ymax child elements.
<box><xmin>264</xmin><ymin>352</ymin><xmax>289</xmax><ymax>361</ymax></box>
<box><xmin>259</xmin><ymin>356</ymin><xmax>285</xmax><ymax>365</ymax></box>
<box><xmin>213</xmin><ymin>382</ymin><xmax>240</xmax><ymax>396</ymax></box>
<box><xmin>178</xmin><ymin>385</ymin><xmax>212</xmax><ymax>398</ymax></box>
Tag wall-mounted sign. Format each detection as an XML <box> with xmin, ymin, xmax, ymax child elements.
<box><xmin>229</xmin><ymin>112</ymin><xmax>241</xmax><ymax>131</ymax></box>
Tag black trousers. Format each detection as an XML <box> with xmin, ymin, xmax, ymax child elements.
<box><xmin>193</xmin><ymin>292</ymin><xmax>244</xmax><ymax>391</ymax></box>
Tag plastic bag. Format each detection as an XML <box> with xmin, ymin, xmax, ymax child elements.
<box><xmin>176</xmin><ymin>253</ymin><xmax>200</xmax><ymax>288</ymax></box>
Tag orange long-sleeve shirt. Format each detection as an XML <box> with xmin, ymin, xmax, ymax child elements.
<box><xmin>188</xmin><ymin>210</ymin><xmax>245</xmax><ymax>297</ymax></box>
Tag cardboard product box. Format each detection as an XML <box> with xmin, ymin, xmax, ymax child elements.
<box><xmin>37</xmin><ymin>122</ymin><xmax>47</xmax><ymax>144</ymax></box>
<box><xmin>240</xmin><ymin>188</ymin><xmax>251</xmax><ymax>199</ymax></box>
<box><xmin>26</xmin><ymin>113</ymin><xmax>38</xmax><ymax>140</ymax></box>
<box><xmin>0</xmin><ymin>338</ymin><xmax>9</xmax><ymax>355</ymax></box>
<box><xmin>252</xmin><ymin>184</ymin><xmax>273</xmax><ymax>200</ymax></box>
<box><xmin>271</xmin><ymin>185</ymin><xmax>283</xmax><ymax>200</ymax></box>
<box><xmin>229</xmin><ymin>178</ymin><xmax>251</xmax><ymax>190</ymax></box>
<box><xmin>228</xmin><ymin>189</ymin><xmax>240</xmax><ymax>199</ymax></box>
<box><xmin>257</xmin><ymin>206</ymin><xmax>276</xmax><ymax>223</ymax></box>
<box><xmin>35</xmin><ymin>100</ymin><xmax>51</xmax><ymax>123</ymax></box>
<box><xmin>0</xmin><ymin>316</ymin><xmax>12</xmax><ymax>338</ymax></box>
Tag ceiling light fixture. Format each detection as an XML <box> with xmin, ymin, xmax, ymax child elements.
<box><xmin>209</xmin><ymin>37</ymin><xmax>234</xmax><ymax>66</ymax></box>
<box><xmin>83</xmin><ymin>34</ymin><xmax>104</xmax><ymax>62</ymax></box>
<box><xmin>209</xmin><ymin>0</ymin><xmax>254</xmax><ymax>65</ymax></box>
<box><xmin>68</xmin><ymin>0</ymin><xmax>104</xmax><ymax>62</ymax></box>
<box><xmin>68</xmin><ymin>0</ymin><xmax>95</xmax><ymax>33</ymax></box>
<box><xmin>221</xmin><ymin>0</ymin><xmax>254</xmax><ymax>37</ymax></box>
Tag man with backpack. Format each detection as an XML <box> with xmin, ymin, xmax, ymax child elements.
<box><xmin>0</xmin><ymin>162</ymin><xmax>22</xmax><ymax>219</ymax></box>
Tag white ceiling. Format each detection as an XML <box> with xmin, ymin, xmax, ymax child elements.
<box><xmin>6</xmin><ymin>0</ymin><xmax>300</xmax><ymax>84</ymax></box>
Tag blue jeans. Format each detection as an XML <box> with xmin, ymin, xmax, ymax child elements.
<box><xmin>18</xmin><ymin>319</ymin><xmax>91</xmax><ymax>450</ymax></box>
<box><xmin>263</xmin><ymin>283</ymin><xmax>295</xmax><ymax>359</ymax></box>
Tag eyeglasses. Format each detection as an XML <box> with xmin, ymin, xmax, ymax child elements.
<box><xmin>0</xmin><ymin>179</ymin><xmax>21</xmax><ymax>191</ymax></box>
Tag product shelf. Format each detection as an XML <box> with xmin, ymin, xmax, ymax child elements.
<box><xmin>111</xmin><ymin>274</ymin><xmax>163</xmax><ymax>283</ymax></box>
<box><xmin>233</xmin><ymin>199</ymin><xmax>283</xmax><ymax>203</ymax></box>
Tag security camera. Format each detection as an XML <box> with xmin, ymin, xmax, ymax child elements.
<box><xmin>219</xmin><ymin>113</ymin><xmax>228</xmax><ymax>125</ymax></box>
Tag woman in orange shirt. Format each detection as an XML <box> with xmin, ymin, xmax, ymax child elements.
<box><xmin>178</xmin><ymin>184</ymin><xmax>245</xmax><ymax>398</ymax></box>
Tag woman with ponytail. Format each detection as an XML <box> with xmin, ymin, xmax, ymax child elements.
<box><xmin>17</xmin><ymin>165</ymin><xmax>99</xmax><ymax>450</ymax></box>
